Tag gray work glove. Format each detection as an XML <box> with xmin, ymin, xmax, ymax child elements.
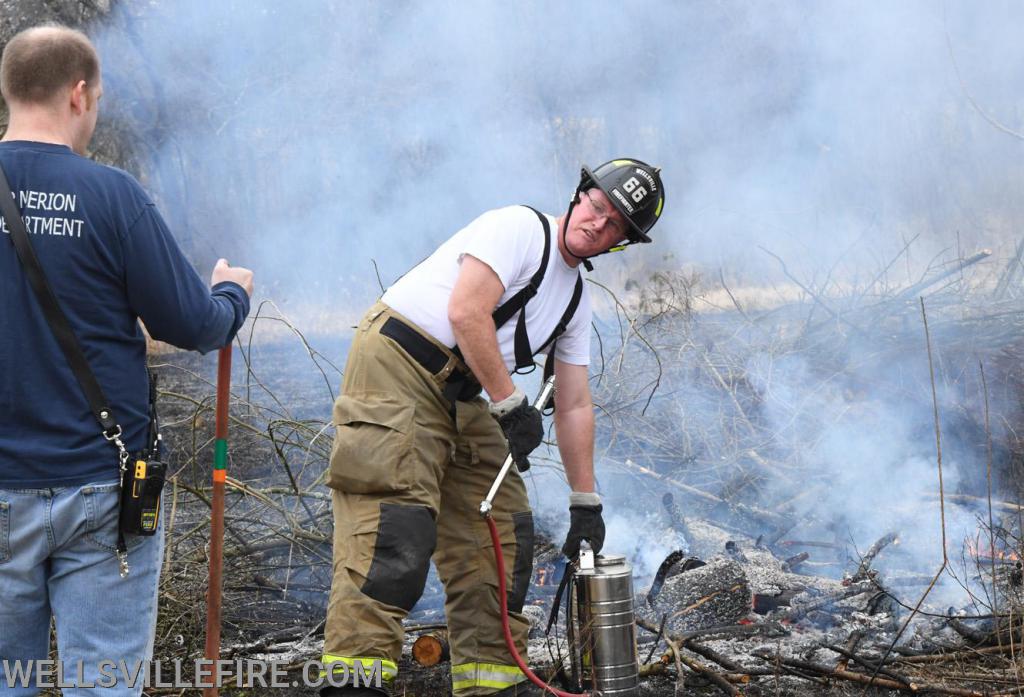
<box><xmin>489</xmin><ymin>386</ymin><xmax>544</xmax><ymax>471</ymax></box>
<box><xmin>562</xmin><ymin>492</ymin><xmax>606</xmax><ymax>559</ymax></box>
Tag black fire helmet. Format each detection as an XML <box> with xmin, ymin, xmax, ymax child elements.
<box><xmin>580</xmin><ymin>158</ymin><xmax>665</xmax><ymax>243</ymax></box>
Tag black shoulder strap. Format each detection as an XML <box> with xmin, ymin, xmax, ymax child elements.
<box><xmin>492</xmin><ymin>206</ymin><xmax>551</xmax><ymax>374</ymax></box>
<box><xmin>0</xmin><ymin>164</ymin><xmax>120</xmax><ymax>437</ymax></box>
<box><xmin>539</xmin><ymin>273</ymin><xmax>584</xmax><ymax>407</ymax></box>
<box><xmin>491</xmin><ymin>206</ymin><xmax>550</xmax><ymax>330</ymax></box>
<box><xmin>455</xmin><ymin>206</ymin><xmax>582</xmax><ymax>376</ymax></box>
<box><xmin>536</xmin><ymin>273</ymin><xmax>583</xmax><ymax>359</ymax></box>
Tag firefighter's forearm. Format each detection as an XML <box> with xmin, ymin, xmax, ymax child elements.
<box><xmin>450</xmin><ymin>312</ymin><xmax>515</xmax><ymax>402</ymax></box>
<box><xmin>555</xmin><ymin>405</ymin><xmax>596</xmax><ymax>493</ymax></box>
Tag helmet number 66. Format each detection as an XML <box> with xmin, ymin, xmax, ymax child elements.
<box><xmin>622</xmin><ymin>176</ymin><xmax>647</xmax><ymax>203</ymax></box>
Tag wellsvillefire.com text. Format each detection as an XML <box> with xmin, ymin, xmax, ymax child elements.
<box><xmin>1</xmin><ymin>658</ymin><xmax>384</xmax><ymax>689</ymax></box>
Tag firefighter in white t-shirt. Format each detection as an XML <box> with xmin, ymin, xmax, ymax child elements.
<box><xmin>320</xmin><ymin>160</ymin><xmax>665</xmax><ymax>697</ymax></box>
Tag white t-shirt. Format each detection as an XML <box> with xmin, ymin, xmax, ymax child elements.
<box><xmin>382</xmin><ymin>205</ymin><xmax>592</xmax><ymax>370</ymax></box>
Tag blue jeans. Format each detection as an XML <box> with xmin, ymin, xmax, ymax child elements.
<box><xmin>0</xmin><ymin>480</ymin><xmax>163</xmax><ymax>696</ymax></box>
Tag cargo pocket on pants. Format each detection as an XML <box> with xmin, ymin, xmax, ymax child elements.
<box><xmin>508</xmin><ymin>511</ymin><xmax>534</xmax><ymax>613</ymax></box>
<box><xmin>328</xmin><ymin>394</ymin><xmax>415</xmax><ymax>494</ymax></box>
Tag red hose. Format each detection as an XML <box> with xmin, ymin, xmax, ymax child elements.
<box><xmin>485</xmin><ymin>514</ymin><xmax>587</xmax><ymax>697</ymax></box>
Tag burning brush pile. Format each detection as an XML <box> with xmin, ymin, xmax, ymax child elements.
<box><xmin>147</xmin><ymin>252</ymin><xmax>1024</xmax><ymax>695</ymax></box>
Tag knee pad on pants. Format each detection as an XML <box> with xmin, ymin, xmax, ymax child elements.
<box><xmin>361</xmin><ymin>503</ymin><xmax>437</xmax><ymax>612</ymax></box>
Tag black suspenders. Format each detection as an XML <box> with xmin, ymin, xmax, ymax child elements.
<box><xmin>460</xmin><ymin>206</ymin><xmax>583</xmax><ymax>375</ymax></box>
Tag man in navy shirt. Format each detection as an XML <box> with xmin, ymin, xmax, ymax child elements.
<box><xmin>0</xmin><ymin>25</ymin><xmax>253</xmax><ymax>696</ymax></box>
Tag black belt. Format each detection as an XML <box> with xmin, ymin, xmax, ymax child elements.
<box><xmin>380</xmin><ymin>316</ymin><xmax>482</xmax><ymax>403</ymax></box>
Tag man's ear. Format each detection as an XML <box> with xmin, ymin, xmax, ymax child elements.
<box><xmin>68</xmin><ymin>80</ymin><xmax>88</xmax><ymax>115</ymax></box>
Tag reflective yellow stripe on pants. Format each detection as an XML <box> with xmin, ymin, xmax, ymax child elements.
<box><xmin>451</xmin><ymin>662</ymin><xmax>526</xmax><ymax>692</ymax></box>
<box><xmin>320</xmin><ymin>654</ymin><xmax>398</xmax><ymax>682</ymax></box>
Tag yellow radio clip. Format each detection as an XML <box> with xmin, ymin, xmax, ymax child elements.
<box><xmin>132</xmin><ymin>460</ymin><xmax>147</xmax><ymax>497</ymax></box>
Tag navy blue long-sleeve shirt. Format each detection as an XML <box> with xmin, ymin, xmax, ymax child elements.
<box><xmin>0</xmin><ymin>141</ymin><xmax>250</xmax><ymax>488</ymax></box>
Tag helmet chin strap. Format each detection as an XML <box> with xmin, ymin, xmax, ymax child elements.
<box><xmin>562</xmin><ymin>187</ymin><xmax>595</xmax><ymax>272</ymax></box>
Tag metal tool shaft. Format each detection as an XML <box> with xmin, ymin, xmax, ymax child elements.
<box><xmin>480</xmin><ymin>375</ymin><xmax>555</xmax><ymax>517</ymax></box>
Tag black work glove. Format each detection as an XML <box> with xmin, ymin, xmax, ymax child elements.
<box><xmin>490</xmin><ymin>389</ymin><xmax>544</xmax><ymax>471</ymax></box>
<box><xmin>562</xmin><ymin>504</ymin><xmax>606</xmax><ymax>559</ymax></box>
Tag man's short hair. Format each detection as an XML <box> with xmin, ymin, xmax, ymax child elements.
<box><xmin>0</xmin><ymin>25</ymin><xmax>99</xmax><ymax>105</ymax></box>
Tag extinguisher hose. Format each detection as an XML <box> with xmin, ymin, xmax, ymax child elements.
<box><xmin>485</xmin><ymin>514</ymin><xmax>586</xmax><ymax>697</ymax></box>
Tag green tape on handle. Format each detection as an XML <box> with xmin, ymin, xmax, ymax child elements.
<box><xmin>214</xmin><ymin>438</ymin><xmax>228</xmax><ymax>470</ymax></box>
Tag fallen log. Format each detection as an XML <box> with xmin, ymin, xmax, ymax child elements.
<box><xmin>666</xmin><ymin>644</ymin><xmax>740</xmax><ymax>697</ymax></box>
<box><xmin>892</xmin><ymin>249</ymin><xmax>992</xmax><ymax>302</ymax></box>
<box><xmin>751</xmin><ymin>649</ymin><xmax>993</xmax><ymax>696</ymax></box>
<box><xmin>823</xmin><ymin>642</ymin><xmax>912</xmax><ymax>686</ymax></box>
<box><xmin>832</xmin><ymin>628</ymin><xmax>866</xmax><ymax>672</ymax></box>
<box><xmin>885</xmin><ymin>574</ymin><xmax>940</xmax><ymax>587</ymax></box>
<box><xmin>725</xmin><ymin>540</ymin><xmax>749</xmax><ymax>563</ymax></box>
<box><xmin>620</xmin><ymin>458</ymin><xmax>793</xmax><ymax>530</ymax></box>
<box><xmin>661</xmin><ymin>492</ymin><xmax>693</xmax><ymax>551</ymax></box>
<box><xmin>645</xmin><ymin>550</ymin><xmax>703</xmax><ymax>607</ymax></box>
<box><xmin>776</xmin><ymin>539</ymin><xmax>844</xmax><ymax>550</ymax></box>
<box><xmin>777</xmin><ymin>580</ymin><xmax>875</xmax><ymax>622</ymax></box>
<box><xmin>751</xmin><ymin>589</ymin><xmax>799</xmax><ymax>615</ymax></box>
<box><xmin>637</xmin><ymin>616</ymin><xmax>788</xmax><ymax>646</ymax></box>
<box><xmin>946</xmin><ymin>617</ymin><xmax>990</xmax><ymax>646</ymax></box>
<box><xmin>782</xmin><ymin>551</ymin><xmax>809</xmax><ymax>572</ymax></box>
<box><xmin>638</xmin><ymin>662</ymin><xmax>668</xmax><ymax>678</ymax></box>
<box><xmin>683</xmin><ymin>639</ymin><xmax>774</xmax><ymax>678</ymax></box>
<box><xmin>849</xmin><ymin>531</ymin><xmax>899</xmax><ymax>582</ymax></box>
<box><xmin>411</xmin><ymin>630</ymin><xmax>450</xmax><ymax>667</ymax></box>
<box><xmin>993</xmin><ymin>237</ymin><xmax>1024</xmax><ymax>299</ymax></box>
<box><xmin>895</xmin><ymin>643</ymin><xmax>1017</xmax><ymax>664</ymax></box>
<box><xmin>922</xmin><ymin>492</ymin><xmax>1024</xmax><ymax>514</ymax></box>
<box><xmin>642</xmin><ymin>559</ymin><xmax>752</xmax><ymax>632</ymax></box>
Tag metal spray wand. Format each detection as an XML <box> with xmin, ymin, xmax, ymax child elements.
<box><xmin>480</xmin><ymin>375</ymin><xmax>556</xmax><ymax>517</ymax></box>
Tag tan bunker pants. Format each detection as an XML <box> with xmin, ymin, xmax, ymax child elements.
<box><xmin>323</xmin><ymin>302</ymin><xmax>533</xmax><ymax>695</ymax></box>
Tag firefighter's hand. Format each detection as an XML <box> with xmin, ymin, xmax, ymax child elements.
<box><xmin>489</xmin><ymin>386</ymin><xmax>543</xmax><ymax>471</ymax></box>
<box><xmin>212</xmin><ymin>258</ymin><xmax>254</xmax><ymax>297</ymax></box>
<box><xmin>562</xmin><ymin>493</ymin><xmax>605</xmax><ymax>559</ymax></box>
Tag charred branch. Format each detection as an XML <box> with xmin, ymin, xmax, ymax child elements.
<box><xmin>849</xmin><ymin>531</ymin><xmax>899</xmax><ymax>583</ymax></box>
<box><xmin>776</xmin><ymin>580</ymin><xmax>877</xmax><ymax>622</ymax></box>
<box><xmin>751</xmin><ymin>649</ymin><xmax>992</xmax><ymax>696</ymax></box>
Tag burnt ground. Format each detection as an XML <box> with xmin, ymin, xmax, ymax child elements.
<box><xmin>125</xmin><ymin>273</ymin><xmax>1024</xmax><ymax>696</ymax></box>
<box><xmin>136</xmin><ymin>334</ymin><xmax>944</xmax><ymax>697</ymax></box>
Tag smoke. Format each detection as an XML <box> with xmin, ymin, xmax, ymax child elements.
<box><xmin>91</xmin><ymin>1</ymin><xmax>1024</xmax><ymax>604</ymax></box>
<box><xmin>93</xmin><ymin>1</ymin><xmax>1024</xmax><ymax>300</ymax></box>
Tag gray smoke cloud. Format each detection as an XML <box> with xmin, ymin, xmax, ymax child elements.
<box><xmin>92</xmin><ymin>1</ymin><xmax>1024</xmax><ymax>602</ymax></box>
<box><xmin>94</xmin><ymin>0</ymin><xmax>1024</xmax><ymax>288</ymax></box>
<box><xmin>94</xmin><ymin>1</ymin><xmax>1024</xmax><ymax>294</ymax></box>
